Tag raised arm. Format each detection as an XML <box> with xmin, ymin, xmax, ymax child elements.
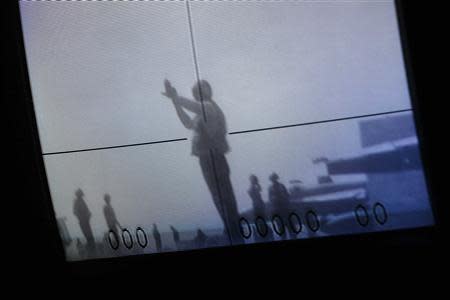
<box><xmin>173</xmin><ymin>100</ymin><xmax>194</xmax><ymax>129</ymax></box>
<box><xmin>174</xmin><ymin>96</ymin><xmax>203</xmax><ymax>115</ymax></box>
<box><xmin>161</xmin><ymin>79</ymin><xmax>204</xmax><ymax>115</ymax></box>
<box><xmin>161</xmin><ymin>79</ymin><xmax>195</xmax><ymax>129</ymax></box>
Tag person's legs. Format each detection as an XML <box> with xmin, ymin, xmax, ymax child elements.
<box><xmin>199</xmin><ymin>155</ymin><xmax>226</xmax><ymax>226</ymax></box>
<box><xmin>213</xmin><ymin>154</ymin><xmax>244</xmax><ymax>244</ymax></box>
<box><xmin>199</xmin><ymin>153</ymin><xmax>244</xmax><ymax>244</ymax></box>
<box><xmin>79</xmin><ymin>220</ymin><xmax>96</xmax><ymax>252</ymax></box>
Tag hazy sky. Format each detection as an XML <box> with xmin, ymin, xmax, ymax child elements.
<box><xmin>20</xmin><ymin>0</ymin><xmax>415</xmax><ymax>245</ymax></box>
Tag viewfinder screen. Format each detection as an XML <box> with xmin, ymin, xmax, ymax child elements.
<box><xmin>20</xmin><ymin>0</ymin><xmax>434</xmax><ymax>261</ymax></box>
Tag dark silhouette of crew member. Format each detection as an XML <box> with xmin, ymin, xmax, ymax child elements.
<box><xmin>268</xmin><ymin>173</ymin><xmax>295</xmax><ymax>239</ymax></box>
<box><xmin>248</xmin><ymin>175</ymin><xmax>273</xmax><ymax>242</ymax></box>
<box><xmin>161</xmin><ymin>79</ymin><xmax>243</xmax><ymax>244</ymax></box>
<box><xmin>152</xmin><ymin>223</ymin><xmax>162</xmax><ymax>252</ymax></box>
<box><xmin>170</xmin><ymin>225</ymin><xmax>180</xmax><ymax>249</ymax></box>
<box><xmin>73</xmin><ymin>188</ymin><xmax>96</xmax><ymax>251</ymax></box>
<box><xmin>103</xmin><ymin>194</ymin><xmax>122</xmax><ymax>240</ymax></box>
<box><xmin>194</xmin><ymin>229</ymin><xmax>208</xmax><ymax>248</ymax></box>
<box><xmin>248</xmin><ymin>175</ymin><xmax>266</xmax><ymax>218</ymax></box>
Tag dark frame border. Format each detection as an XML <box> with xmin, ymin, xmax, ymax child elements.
<box><xmin>8</xmin><ymin>0</ymin><xmax>441</xmax><ymax>278</ymax></box>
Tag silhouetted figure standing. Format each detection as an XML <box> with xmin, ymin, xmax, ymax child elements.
<box><xmin>170</xmin><ymin>225</ymin><xmax>180</xmax><ymax>249</ymax></box>
<box><xmin>152</xmin><ymin>224</ymin><xmax>162</xmax><ymax>252</ymax></box>
<box><xmin>72</xmin><ymin>188</ymin><xmax>96</xmax><ymax>251</ymax></box>
<box><xmin>248</xmin><ymin>175</ymin><xmax>273</xmax><ymax>242</ymax></box>
<box><xmin>103</xmin><ymin>194</ymin><xmax>121</xmax><ymax>239</ymax></box>
<box><xmin>194</xmin><ymin>229</ymin><xmax>208</xmax><ymax>248</ymax></box>
<box><xmin>248</xmin><ymin>175</ymin><xmax>266</xmax><ymax>217</ymax></box>
<box><xmin>268</xmin><ymin>173</ymin><xmax>294</xmax><ymax>239</ymax></box>
<box><xmin>162</xmin><ymin>79</ymin><xmax>243</xmax><ymax>244</ymax></box>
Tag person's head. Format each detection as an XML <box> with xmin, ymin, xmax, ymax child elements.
<box><xmin>192</xmin><ymin>80</ymin><xmax>212</xmax><ymax>102</ymax></box>
<box><xmin>75</xmin><ymin>188</ymin><xmax>84</xmax><ymax>198</ymax></box>
<box><xmin>269</xmin><ymin>172</ymin><xmax>279</xmax><ymax>183</ymax></box>
<box><xmin>104</xmin><ymin>193</ymin><xmax>111</xmax><ymax>204</ymax></box>
<box><xmin>249</xmin><ymin>174</ymin><xmax>259</xmax><ymax>185</ymax></box>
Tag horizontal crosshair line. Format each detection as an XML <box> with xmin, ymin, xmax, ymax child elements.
<box><xmin>42</xmin><ymin>109</ymin><xmax>412</xmax><ymax>156</ymax></box>
<box><xmin>228</xmin><ymin>109</ymin><xmax>413</xmax><ymax>135</ymax></box>
<box><xmin>42</xmin><ymin>138</ymin><xmax>188</xmax><ymax>156</ymax></box>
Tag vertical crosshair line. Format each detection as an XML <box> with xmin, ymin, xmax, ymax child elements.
<box><xmin>186</xmin><ymin>1</ymin><xmax>235</xmax><ymax>245</ymax></box>
<box><xmin>209</xmin><ymin>149</ymin><xmax>234</xmax><ymax>245</ymax></box>
<box><xmin>186</xmin><ymin>0</ymin><xmax>207</xmax><ymax>122</ymax></box>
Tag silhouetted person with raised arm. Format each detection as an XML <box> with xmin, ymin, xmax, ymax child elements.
<box><xmin>103</xmin><ymin>194</ymin><xmax>122</xmax><ymax>240</ymax></box>
<box><xmin>248</xmin><ymin>175</ymin><xmax>273</xmax><ymax>242</ymax></box>
<box><xmin>152</xmin><ymin>223</ymin><xmax>162</xmax><ymax>252</ymax></box>
<box><xmin>170</xmin><ymin>225</ymin><xmax>180</xmax><ymax>249</ymax></box>
<box><xmin>161</xmin><ymin>79</ymin><xmax>243</xmax><ymax>244</ymax></box>
<box><xmin>268</xmin><ymin>173</ymin><xmax>295</xmax><ymax>240</ymax></box>
<box><xmin>72</xmin><ymin>188</ymin><xmax>96</xmax><ymax>251</ymax></box>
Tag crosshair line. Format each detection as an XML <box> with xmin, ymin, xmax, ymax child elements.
<box><xmin>42</xmin><ymin>109</ymin><xmax>412</xmax><ymax>156</ymax></box>
<box><xmin>228</xmin><ymin>109</ymin><xmax>413</xmax><ymax>135</ymax></box>
<box><xmin>42</xmin><ymin>137</ymin><xmax>188</xmax><ymax>156</ymax></box>
<box><xmin>186</xmin><ymin>0</ymin><xmax>207</xmax><ymax>122</ymax></box>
